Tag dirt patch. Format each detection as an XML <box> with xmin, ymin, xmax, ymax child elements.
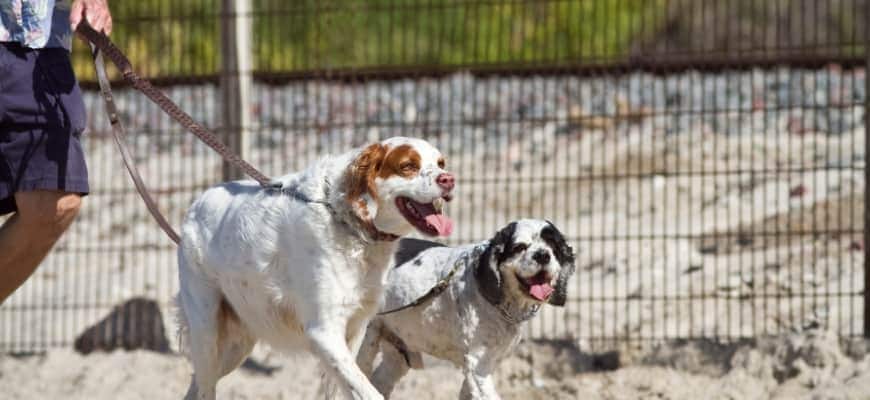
<box><xmin>697</xmin><ymin>192</ymin><xmax>864</xmax><ymax>255</ymax></box>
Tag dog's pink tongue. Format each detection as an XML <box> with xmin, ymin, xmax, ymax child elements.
<box><xmin>529</xmin><ymin>283</ymin><xmax>554</xmax><ymax>301</ymax></box>
<box><xmin>424</xmin><ymin>214</ymin><xmax>453</xmax><ymax>236</ymax></box>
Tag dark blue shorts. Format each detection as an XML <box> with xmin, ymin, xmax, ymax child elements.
<box><xmin>0</xmin><ymin>43</ymin><xmax>89</xmax><ymax>215</ymax></box>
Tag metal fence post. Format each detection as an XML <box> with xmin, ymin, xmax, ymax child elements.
<box><xmin>865</xmin><ymin>14</ymin><xmax>870</xmax><ymax>339</ymax></box>
<box><xmin>220</xmin><ymin>0</ymin><xmax>253</xmax><ymax>181</ymax></box>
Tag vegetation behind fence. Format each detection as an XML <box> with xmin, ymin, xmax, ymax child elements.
<box><xmin>72</xmin><ymin>0</ymin><xmax>867</xmax><ymax>81</ymax></box>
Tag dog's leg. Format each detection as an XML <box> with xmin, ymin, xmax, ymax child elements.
<box><xmin>356</xmin><ymin>322</ymin><xmax>381</xmax><ymax>377</ymax></box>
<box><xmin>216</xmin><ymin>311</ymin><xmax>257</xmax><ymax>377</ymax></box>
<box><xmin>459</xmin><ymin>356</ymin><xmax>501</xmax><ymax>400</ymax></box>
<box><xmin>305</xmin><ymin>322</ymin><xmax>384</xmax><ymax>400</ymax></box>
<box><xmin>182</xmin><ymin>293</ymin><xmax>256</xmax><ymax>400</ymax></box>
<box><xmin>370</xmin><ymin>339</ymin><xmax>412</xmax><ymax>399</ymax></box>
<box><xmin>459</xmin><ymin>374</ymin><xmax>500</xmax><ymax>400</ymax></box>
<box><xmin>346</xmin><ymin>310</ymin><xmax>378</xmax><ymax>365</ymax></box>
<box><xmin>178</xmin><ymin>260</ymin><xmax>225</xmax><ymax>400</ymax></box>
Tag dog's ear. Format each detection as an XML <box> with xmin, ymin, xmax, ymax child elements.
<box><xmin>548</xmin><ymin>262</ymin><xmax>575</xmax><ymax>306</ymax></box>
<box><xmin>476</xmin><ymin>222</ymin><xmax>517</xmax><ymax>305</ymax></box>
<box><xmin>541</xmin><ymin>220</ymin><xmax>576</xmax><ymax>307</ymax></box>
<box><xmin>345</xmin><ymin>143</ymin><xmax>387</xmax><ymax>221</ymax></box>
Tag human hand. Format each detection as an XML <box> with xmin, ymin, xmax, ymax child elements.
<box><xmin>70</xmin><ymin>0</ymin><xmax>113</xmax><ymax>35</ymax></box>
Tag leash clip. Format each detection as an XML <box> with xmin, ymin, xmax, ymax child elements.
<box><xmin>262</xmin><ymin>180</ymin><xmax>284</xmax><ymax>191</ymax></box>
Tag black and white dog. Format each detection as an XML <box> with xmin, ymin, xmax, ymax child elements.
<box><xmin>357</xmin><ymin>219</ymin><xmax>575</xmax><ymax>399</ymax></box>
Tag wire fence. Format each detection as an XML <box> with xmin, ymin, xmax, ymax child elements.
<box><xmin>1</xmin><ymin>0</ymin><xmax>867</xmax><ymax>353</ymax></box>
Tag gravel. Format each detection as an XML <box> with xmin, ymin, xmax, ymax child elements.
<box><xmin>83</xmin><ymin>67</ymin><xmax>867</xmax><ymax>158</ymax></box>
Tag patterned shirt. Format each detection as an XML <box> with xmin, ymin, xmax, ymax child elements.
<box><xmin>0</xmin><ymin>0</ymin><xmax>73</xmax><ymax>50</ymax></box>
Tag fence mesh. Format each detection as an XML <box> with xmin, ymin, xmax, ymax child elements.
<box><xmin>1</xmin><ymin>0</ymin><xmax>867</xmax><ymax>352</ymax></box>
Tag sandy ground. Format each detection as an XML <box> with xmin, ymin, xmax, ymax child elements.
<box><xmin>2</xmin><ymin>331</ymin><xmax>869</xmax><ymax>400</ymax></box>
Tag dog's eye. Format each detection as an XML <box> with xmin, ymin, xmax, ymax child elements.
<box><xmin>400</xmin><ymin>162</ymin><xmax>418</xmax><ymax>172</ymax></box>
<box><xmin>437</xmin><ymin>158</ymin><xmax>446</xmax><ymax>169</ymax></box>
<box><xmin>511</xmin><ymin>243</ymin><xmax>528</xmax><ymax>253</ymax></box>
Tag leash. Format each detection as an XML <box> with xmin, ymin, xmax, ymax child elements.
<box><xmin>79</xmin><ymin>23</ymin><xmax>273</xmax><ymax>188</ymax></box>
<box><xmin>376</xmin><ymin>265</ymin><xmax>457</xmax><ymax>315</ymax></box>
<box><xmin>87</xmin><ymin>37</ymin><xmax>182</xmax><ymax>244</ymax></box>
<box><xmin>81</xmin><ymin>21</ymin><xmax>276</xmax><ymax>245</ymax></box>
<box><xmin>372</xmin><ymin>320</ymin><xmax>424</xmax><ymax>369</ymax></box>
<box><xmin>79</xmin><ymin>22</ymin><xmax>404</xmax><ymax>244</ymax></box>
<box><xmin>80</xmin><ymin>21</ymin><xmax>277</xmax><ymax>246</ymax></box>
<box><xmin>376</xmin><ymin>244</ymin><xmax>539</xmax><ymax>322</ymax></box>
<box><xmin>377</xmin><ymin>245</ymin><xmax>485</xmax><ymax>315</ymax></box>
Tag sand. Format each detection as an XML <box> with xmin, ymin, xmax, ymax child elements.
<box><xmin>2</xmin><ymin>331</ymin><xmax>869</xmax><ymax>399</ymax></box>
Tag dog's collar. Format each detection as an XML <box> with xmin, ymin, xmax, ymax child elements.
<box><xmin>364</xmin><ymin>224</ymin><xmax>400</xmax><ymax>242</ymax></box>
<box><xmin>495</xmin><ymin>302</ymin><xmax>540</xmax><ymax>325</ymax></box>
<box><xmin>266</xmin><ymin>180</ymin><xmax>399</xmax><ymax>242</ymax></box>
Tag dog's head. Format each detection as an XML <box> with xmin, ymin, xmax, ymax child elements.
<box><xmin>476</xmin><ymin>219</ymin><xmax>576</xmax><ymax>306</ymax></box>
<box><xmin>343</xmin><ymin>137</ymin><xmax>455</xmax><ymax>238</ymax></box>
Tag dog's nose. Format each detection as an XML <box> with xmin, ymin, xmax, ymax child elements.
<box><xmin>533</xmin><ymin>250</ymin><xmax>551</xmax><ymax>265</ymax></box>
<box><xmin>436</xmin><ymin>173</ymin><xmax>455</xmax><ymax>191</ymax></box>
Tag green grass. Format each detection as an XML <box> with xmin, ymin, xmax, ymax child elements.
<box><xmin>251</xmin><ymin>0</ymin><xmax>665</xmax><ymax>70</ymax></box>
<box><xmin>71</xmin><ymin>0</ymin><xmax>665</xmax><ymax>81</ymax></box>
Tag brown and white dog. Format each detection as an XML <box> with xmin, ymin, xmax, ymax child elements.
<box><xmin>176</xmin><ymin>137</ymin><xmax>455</xmax><ymax>400</ymax></box>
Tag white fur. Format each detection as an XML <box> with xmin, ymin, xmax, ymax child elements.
<box><xmin>176</xmin><ymin>137</ymin><xmax>452</xmax><ymax>400</ymax></box>
<box><xmin>357</xmin><ymin>219</ymin><xmax>574</xmax><ymax>400</ymax></box>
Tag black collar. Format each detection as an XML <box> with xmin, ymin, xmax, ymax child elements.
<box><xmin>266</xmin><ymin>181</ymin><xmax>399</xmax><ymax>242</ymax></box>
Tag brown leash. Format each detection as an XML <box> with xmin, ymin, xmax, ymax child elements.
<box><xmin>86</xmin><ymin>35</ymin><xmax>181</xmax><ymax>244</ymax></box>
<box><xmin>78</xmin><ymin>22</ymin><xmax>402</xmax><ymax>245</ymax></box>
<box><xmin>377</xmin><ymin>261</ymin><xmax>459</xmax><ymax>315</ymax></box>
<box><xmin>377</xmin><ymin>244</ymin><xmax>485</xmax><ymax>315</ymax></box>
<box><xmin>79</xmin><ymin>22</ymin><xmax>275</xmax><ymax>245</ymax></box>
<box><xmin>78</xmin><ymin>23</ymin><xmax>273</xmax><ymax>187</ymax></box>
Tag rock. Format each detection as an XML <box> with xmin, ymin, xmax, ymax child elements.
<box><xmin>626</xmin><ymin>285</ymin><xmax>643</xmax><ymax>300</ymax></box>
<box><xmin>615</xmin><ymin>96</ymin><xmax>653</xmax><ymax>125</ymax></box>
<box><xmin>741</xmin><ymin>274</ymin><xmax>755</xmax><ymax>289</ymax></box>
<box><xmin>737</xmin><ymin>233</ymin><xmax>754</xmax><ymax>247</ymax></box>
<box><xmin>698</xmin><ymin>242</ymin><xmax>720</xmax><ymax>255</ymax></box>
<box><xmin>789</xmin><ymin>184</ymin><xmax>807</xmax><ymax>198</ymax></box>
<box><xmin>684</xmin><ymin>264</ymin><xmax>703</xmax><ymax>274</ymax></box>
<box><xmin>74</xmin><ymin>297</ymin><xmax>171</xmax><ymax>355</ymax></box>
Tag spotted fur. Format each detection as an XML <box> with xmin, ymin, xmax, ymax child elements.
<box><xmin>358</xmin><ymin>219</ymin><xmax>576</xmax><ymax>399</ymax></box>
